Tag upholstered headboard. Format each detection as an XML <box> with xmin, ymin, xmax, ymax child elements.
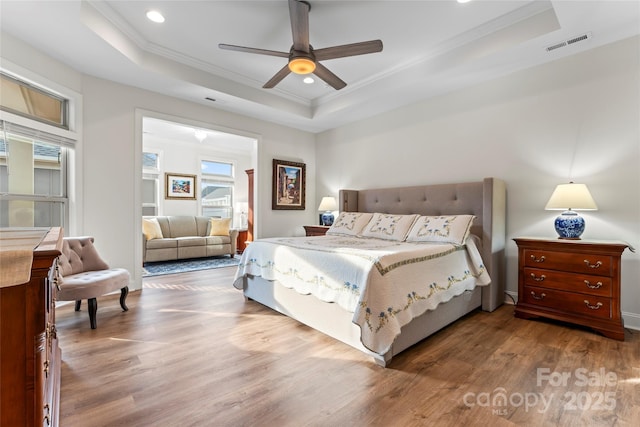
<box><xmin>339</xmin><ymin>177</ymin><xmax>506</xmax><ymax>312</ymax></box>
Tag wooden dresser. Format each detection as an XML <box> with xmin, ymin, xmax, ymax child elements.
<box><xmin>514</xmin><ymin>237</ymin><xmax>630</xmax><ymax>340</ymax></box>
<box><xmin>0</xmin><ymin>227</ymin><xmax>63</xmax><ymax>426</ymax></box>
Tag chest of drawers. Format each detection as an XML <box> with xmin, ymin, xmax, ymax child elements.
<box><xmin>1</xmin><ymin>227</ymin><xmax>63</xmax><ymax>426</ymax></box>
<box><xmin>514</xmin><ymin>238</ymin><xmax>630</xmax><ymax>340</ymax></box>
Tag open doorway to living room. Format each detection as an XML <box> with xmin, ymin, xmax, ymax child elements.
<box><xmin>141</xmin><ymin>116</ymin><xmax>257</xmax><ymax>276</ymax></box>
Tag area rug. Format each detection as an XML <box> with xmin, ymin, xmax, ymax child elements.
<box><xmin>142</xmin><ymin>256</ymin><xmax>240</xmax><ymax>277</ymax></box>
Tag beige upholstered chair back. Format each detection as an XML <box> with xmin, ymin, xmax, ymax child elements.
<box><xmin>58</xmin><ymin>237</ymin><xmax>110</xmax><ymax>277</ymax></box>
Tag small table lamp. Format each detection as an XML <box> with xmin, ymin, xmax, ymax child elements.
<box><xmin>545</xmin><ymin>182</ymin><xmax>598</xmax><ymax>239</ymax></box>
<box><xmin>318</xmin><ymin>196</ymin><xmax>337</xmax><ymax>226</ymax></box>
<box><xmin>236</xmin><ymin>202</ymin><xmax>249</xmax><ymax>229</ymax></box>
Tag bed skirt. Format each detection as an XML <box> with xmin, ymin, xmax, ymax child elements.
<box><xmin>240</xmin><ymin>274</ymin><xmax>482</xmax><ymax>367</ymax></box>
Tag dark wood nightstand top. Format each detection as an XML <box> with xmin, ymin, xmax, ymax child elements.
<box><xmin>303</xmin><ymin>225</ymin><xmax>330</xmax><ymax>236</ymax></box>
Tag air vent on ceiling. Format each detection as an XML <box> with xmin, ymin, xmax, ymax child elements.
<box><xmin>546</xmin><ymin>32</ymin><xmax>592</xmax><ymax>52</ymax></box>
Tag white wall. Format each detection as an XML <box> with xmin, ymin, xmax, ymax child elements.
<box><xmin>1</xmin><ymin>33</ymin><xmax>317</xmax><ymax>292</ymax></box>
<box><xmin>81</xmin><ymin>77</ymin><xmax>316</xmax><ymax>289</ymax></box>
<box><xmin>316</xmin><ymin>36</ymin><xmax>640</xmax><ymax>329</ymax></box>
<box><xmin>143</xmin><ymin>129</ymin><xmax>254</xmax><ymax>224</ymax></box>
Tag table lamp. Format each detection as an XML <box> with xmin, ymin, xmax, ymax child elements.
<box><xmin>545</xmin><ymin>182</ymin><xmax>598</xmax><ymax>239</ymax></box>
<box><xmin>318</xmin><ymin>196</ymin><xmax>337</xmax><ymax>226</ymax></box>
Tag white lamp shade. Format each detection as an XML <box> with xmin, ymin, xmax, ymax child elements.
<box><xmin>318</xmin><ymin>196</ymin><xmax>337</xmax><ymax>211</ymax></box>
<box><xmin>545</xmin><ymin>183</ymin><xmax>598</xmax><ymax>211</ymax></box>
<box><xmin>235</xmin><ymin>202</ymin><xmax>248</xmax><ymax>213</ymax></box>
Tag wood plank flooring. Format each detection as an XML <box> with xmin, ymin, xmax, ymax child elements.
<box><xmin>56</xmin><ymin>267</ymin><xmax>640</xmax><ymax>426</ymax></box>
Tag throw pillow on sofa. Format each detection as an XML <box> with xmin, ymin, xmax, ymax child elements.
<box><xmin>209</xmin><ymin>218</ymin><xmax>231</xmax><ymax>236</ymax></box>
<box><xmin>143</xmin><ymin>218</ymin><xmax>163</xmax><ymax>240</ymax></box>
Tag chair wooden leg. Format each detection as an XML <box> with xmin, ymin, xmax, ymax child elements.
<box><xmin>88</xmin><ymin>298</ymin><xmax>98</xmax><ymax>329</ymax></box>
<box><xmin>120</xmin><ymin>287</ymin><xmax>129</xmax><ymax>311</ymax></box>
<box><xmin>75</xmin><ymin>300</ymin><xmax>81</xmax><ymax>311</ymax></box>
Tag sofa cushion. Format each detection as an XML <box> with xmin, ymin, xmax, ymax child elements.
<box><xmin>142</xmin><ymin>218</ymin><xmax>163</xmax><ymax>240</ymax></box>
<box><xmin>145</xmin><ymin>238</ymin><xmax>178</xmax><ymax>249</ymax></box>
<box><xmin>176</xmin><ymin>236</ymin><xmax>208</xmax><ymax>247</ymax></box>
<box><xmin>166</xmin><ymin>216</ymin><xmax>199</xmax><ymax>238</ymax></box>
<box><xmin>205</xmin><ymin>235</ymin><xmax>231</xmax><ymax>245</ymax></box>
<box><xmin>208</xmin><ymin>218</ymin><xmax>231</xmax><ymax>236</ymax></box>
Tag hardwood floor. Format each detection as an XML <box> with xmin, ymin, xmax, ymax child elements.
<box><xmin>56</xmin><ymin>267</ymin><xmax>640</xmax><ymax>426</ymax></box>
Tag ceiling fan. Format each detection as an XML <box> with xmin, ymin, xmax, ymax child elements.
<box><xmin>219</xmin><ymin>0</ymin><xmax>383</xmax><ymax>90</ymax></box>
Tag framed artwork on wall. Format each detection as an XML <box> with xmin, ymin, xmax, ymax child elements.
<box><xmin>165</xmin><ymin>173</ymin><xmax>197</xmax><ymax>200</ymax></box>
<box><xmin>272</xmin><ymin>159</ymin><xmax>305</xmax><ymax>210</ymax></box>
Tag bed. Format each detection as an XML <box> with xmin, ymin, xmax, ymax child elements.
<box><xmin>233</xmin><ymin>178</ymin><xmax>506</xmax><ymax>366</ymax></box>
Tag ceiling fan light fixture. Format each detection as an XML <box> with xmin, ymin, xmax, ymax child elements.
<box><xmin>288</xmin><ymin>57</ymin><xmax>316</xmax><ymax>75</ymax></box>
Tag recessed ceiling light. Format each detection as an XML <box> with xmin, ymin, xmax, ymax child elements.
<box><xmin>303</xmin><ymin>77</ymin><xmax>314</xmax><ymax>84</ymax></box>
<box><xmin>194</xmin><ymin>130</ymin><xmax>207</xmax><ymax>142</ymax></box>
<box><xmin>457</xmin><ymin>0</ymin><xmax>472</xmax><ymax>3</ymax></box>
<box><xmin>146</xmin><ymin>10</ymin><xmax>165</xmax><ymax>23</ymax></box>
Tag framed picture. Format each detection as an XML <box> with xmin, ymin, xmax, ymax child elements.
<box><xmin>165</xmin><ymin>173</ymin><xmax>197</xmax><ymax>200</ymax></box>
<box><xmin>272</xmin><ymin>159</ymin><xmax>305</xmax><ymax>210</ymax></box>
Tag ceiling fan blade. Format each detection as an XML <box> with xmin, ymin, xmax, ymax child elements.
<box><xmin>219</xmin><ymin>44</ymin><xmax>289</xmax><ymax>58</ymax></box>
<box><xmin>313</xmin><ymin>62</ymin><xmax>347</xmax><ymax>90</ymax></box>
<box><xmin>263</xmin><ymin>65</ymin><xmax>292</xmax><ymax>89</ymax></box>
<box><xmin>289</xmin><ymin>0</ymin><xmax>310</xmax><ymax>53</ymax></box>
<box><xmin>314</xmin><ymin>40</ymin><xmax>383</xmax><ymax>61</ymax></box>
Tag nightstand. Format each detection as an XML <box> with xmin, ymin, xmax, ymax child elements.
<box><xmin>514</xmin><ymin>237</ymin><xmax>630</xmax><ymax>340</ymax></box>
<box><xmin>303</xmin><ymin>225</ymin><xmax>330</xmax><ymax>236</ymax></box>
<box><xmin>236</xmin><ymin>229</ymin><xmax>248</xmax><ymax>254</ymax></box>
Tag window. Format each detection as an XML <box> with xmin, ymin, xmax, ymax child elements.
<box><xmin>201</xmin><ymin>160</ymin><xmax>234</xmax><ymax>219</ymax></box>
<box><xmin>143</xmin><ymin>152</ymin><xmax>159</xmax><ymax>169</ymax></box>
<box><xmin>0</xmin><ymin>122</ymin><xmax>70</xmax><ymax>227</ymax></box>
<box><xmin>0</xmin><ymin>72</ymin><xmax>68</xmax><ymax>129</ymax></box>
<box><xmin>142</xmin><ymin>151</ymin><xmax>160</xmax><ymax>216</ymax></box>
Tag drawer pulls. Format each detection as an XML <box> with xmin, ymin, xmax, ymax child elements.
<box><xmin>530</xmin><ymin>291</ymin><xmax>546</xmax><ymax>300</ymax></box>
<box><xmin>584</xmin><ymin>300</ymin><xmax>603</xmax><ymax>310</ymax></box>
<box><xmin>530</xmin><ymin>254</ymin><xmax>545</xmax><ymax>263</ymax></box>
<box><xmin>584</xmin><ymin>280</ymin><xmax>603</xmax><ymax>289</ymax></box>
<box><xmin>44</xmin><ymin>403</ymin><xmax>50</xmax><ymax>425</ymax></box>
<box><xmin>529</xmin><ymin>276</ymin><xmax>603</xmax><ymax>288</ymax></box>
<box><xmin>529</xmin><ymin>254</ymin><xmax>604</xmax><ymax>270</ymax></box>
<box><xmin>584</xmin><ymin>260</ymin><xmax>603</xmax><ymax>269</ymax></box>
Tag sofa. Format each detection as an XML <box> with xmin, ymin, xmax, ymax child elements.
<box><xmin>143</xmin><ymin>216</ymin><xmax>238</xmax><ymax>263</ymax></box>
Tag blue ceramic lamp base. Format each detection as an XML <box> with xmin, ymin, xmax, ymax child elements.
<box><xmin>321</xmin><ymin>211</ymin><xmax>335</xmax><ymax>226</ymax></box>
<box><xmin>554</xmin><ymin>210</ymin><xmax>585</xmax><ymax>240</ymax></box>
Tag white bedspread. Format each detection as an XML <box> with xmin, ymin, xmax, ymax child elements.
<box><xmin>233</xmin><ymin>235</ymin><xmax>490</xmax><ymax>355</ymax></box>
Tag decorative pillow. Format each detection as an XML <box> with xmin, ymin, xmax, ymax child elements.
<box><xmin>361</xmin><ymin>213</ymin><xmax>419</xmax><ymax>241</ymax></box>
<box><xmin>327</xmin><ymin>212</ymin><xmax>373</xmax><ymax>236</ymax></box>
<box><xmin>142</xmin><ymin>218</ymin><xmax>163</xmax><ymax>240</ymax></box>
<box><xmin>209</xmin><ymin>218</ymin><xmax>231</xmax><ymax>236</ymax></box>
<box><xmin>406</xmin><ymin>215</ymin><xmax>476</xmax><ymax>245</ymax></box>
